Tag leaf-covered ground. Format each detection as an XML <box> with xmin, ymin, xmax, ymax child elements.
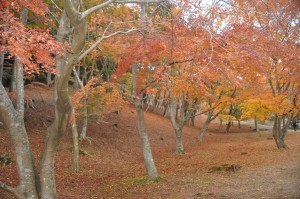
<box><xmin>1</xmin><ymin>86</ymin><xmax>300</xmax><ymax>198</ymax></box>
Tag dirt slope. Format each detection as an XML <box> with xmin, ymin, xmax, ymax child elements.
<box><xmin>0</xmin><ymin>87</ymin><xmax>300</xmax><ymax>199</ymax></box>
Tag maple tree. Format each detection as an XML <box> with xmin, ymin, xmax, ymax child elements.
<box><xmin>0</xmin><ymin>1</ymin><xmax>62</xmax><ymax>198</ymax></box>
<box><xmin>0</xmin><ymin>0</ymin><xmax>164</xmax><ymax>198</ymax></box>
<box><xmin>223</xmin><ymin>0</ymin><xmax>300</xmax><ymax>148</ymax></box>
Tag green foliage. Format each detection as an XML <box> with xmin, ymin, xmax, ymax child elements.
<box><xmin>0</xmin><ymin>153</ymin><xmax>12</xmax><ymax>166</ymax></box>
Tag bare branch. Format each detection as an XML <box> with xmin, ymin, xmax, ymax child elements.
<box><xmin>115</xmin><ymin>0</ymin><xmax>165</xmax><ymax>3</ymax></box>
<box><xmin>77</xmin><ymin>28</ymin><xmax>138</xmax><ymax>61</ymax></box>
<box><xmin>0</xmin><ymin>182</ymin><xmax>20</xmax><ymax>198</ymax></box>
<box><xmin>50</xmin><ymin>0</ymin><xmax>63</xmax><ymax>12</ymax></box>
<box><xmin>80</xmin><ymin>0</ymin><xmax>166</xmax><ymax>20</ymax></box>
<box><xmin>80</xmin><ymin>0</ymin><xmax>116</xmax><ymax>20</ymax></box>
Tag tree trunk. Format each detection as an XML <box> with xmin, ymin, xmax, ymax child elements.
<box><xmin>46</xmin><ymin>72</ymin><xmax>52</xmax><ymax>86</ymax></box>
<box><xmin>10</xmin><ymin>56</ymin><xmax>17</xmax><ymax>92</ymax></box>
<box><xmin>189</xmin><ymin>110</ymin><xmax>196</xmax><ymax>127</ymax></box>
<box><xmin>73</xmin><ymin>68</ymin><xmax>89</xmax><ymax>141</ymax></box>
<box><xmin>175</xmin><ymin>128</ymin><xmax>184</xmax><ymax>154</ymax></box>
<box><xmin>71</xmin><ymin>108</ymin><xmax>80</xmax><ymax>173</ymax></box>
<box><xmin>254</xmin><ymin>116</ymin><xmax>259</xmax><ymax>133</ymax></box>
<box><xmin>0</xmin><ymin>61</ymin><xmax>39</xmax><ymax>198</ymax></box>
<box><xmin>170</xmin><ymin>98</ymin><xmax>185</xmax><ymax>154</ymax></box>
<box><xmin>0</xmin><ymin>51</ymin><xmax>4</xmax><ymax>83</ymax></box>
<box><xmin>175</xmin><ymin>105</ymin><xmax>179</xmax><ymax>120</ymax></box>
<box><xmin>132</xmin><ymin>64</ymin><xmax>158</xmax><ymax>180</ymax></box>
<box><xmin>80</xmin><ymin>97</ymin><xmax>88</xmax><ymax>139</ymax></box>
<box><xmin>73</xmin><ymin>67</ymin><xmax>80</xmax><ymax>89</ymax></box>
<box><xmin>163</xmin><ymin>102</ymin><xmax>169</xmax><ymax>117</ymax></box>
<box><xmin>40</xmin><ymin>8</ymin><xmax>87</xmax><ymax>198</ymax></box>
<box><xmin>273</xmin><ymin>116</ymin><xmax>287</xmax><ymax>149</ymax></box>
<box><xmin>198</xmin><ymin>112</ymin><xmax>212</xmax><ymax>142</ymax></box>
<box><xmin>135</xmin><ymin>99</ymin><xmax>158</xmax><ymax>179</ymax></box>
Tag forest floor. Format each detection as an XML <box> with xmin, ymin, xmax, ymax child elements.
<box><xmin>0</xmin><ymin>84</ymin><xmax>300</xmax><ymax>199</ymax></box>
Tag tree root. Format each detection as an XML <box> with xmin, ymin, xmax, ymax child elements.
<box><xmin>79</xmin><ymin>135</ymin><xmax>93</xmax><ymax>144</ymax></box>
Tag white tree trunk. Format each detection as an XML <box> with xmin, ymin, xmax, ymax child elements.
<box><xmin>71</xmin><ymin>108</ymin><xmax>80</xmax><ymax>173</ymax></box>
<box><xmin>170</xmin><ymin>98</ymin><xmax>185</xmax><ymax>154</ymax></box>
<box><xmin>132</xmin><ymin>64</ymin><xmax>158</xmax><ymax>180</ymax></box>
<box><xmin>40</xmin><ymin>9</ymin><xmax>87</xmax><ymax>198</ymax></box>
<box><xmin>0</xmin><ymin>63</ymin><xmax>39</xmax><ymax>198</ymax></box>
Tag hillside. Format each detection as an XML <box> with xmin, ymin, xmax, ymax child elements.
<box><xmin>1</xmin><ymin>86</ymin><xmax>300</xmax><ymax>199</ymax></box>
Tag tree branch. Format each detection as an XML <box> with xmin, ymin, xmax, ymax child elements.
<box><xmin>115</xmin><ymin>0</ymin><xmax>165</xmax><ymax>3</ymax></box>
<box><xmin>0</xmin><ymin>182</ymin><xmax>20</xmax><ymax>197</ymax></box>
<box><xmin>77</xmin><ymin>28</ymin><xmax>138</xmax><ymax>61</ymax></box>
<box><xmin>80</xmin><ymin>0</ymin><xmax>165</xmax><ymax>21</ymax></box>
<box><xmin>80</xmin><ymin>0</ymin><xmax>116</xmax><ymax>20</ymax></box>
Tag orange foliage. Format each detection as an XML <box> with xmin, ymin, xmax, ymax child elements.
<box><xmin>72</xmin><ymin>78</ymin><xmax>126</xmax><ymax>120</ymax></box>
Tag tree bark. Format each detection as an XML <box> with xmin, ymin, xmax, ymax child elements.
<box><xmin>135</xmin><ymin>98</ymin><xmax>158</xmax><ymax>179</ymax></box>
<box><xmin>198</xmin><ymin>112</ymin><xmax>212</xmax><ymax>142</ymax></box>
<box><xmin>132</xmin><ymin>64</ymin><xmax>158</xmax><ymax>180</ymax></box>
<box><xmin>46</xmin><ymin>72</ymin><xmax>52</xmax><ymax>86</ymax></box>
<box><xmin>254</xmin><ymin>116</ymin><xmax>259</xmax><ymax>133</ymax></box>
<box><xmin>80</xmin><ymin>97</ymin><xmax>88</xmax><ymax>139</ymax></box>
<box><xmin>40</xmin><ymin>9</ymin><xmax>87</xmax><ymax>198</ymax></box>
<box><xmin>0</xmin><ymin>51</ymin><xmax>4</xmax><ymax>83</ymax></box>
<box><xmin>71</xmin><ymin>108</ymin><xmax>80</xmax><ymax>173</ymax></box>
<box><xmin>73</xmin><ymin>68</ymin><xmax>89</xmax><ymax>141</ymax></box>
<box><xmin>0</xmin><ymin>66</ymin><xmax>38</xmax><ymax>198</ymax></box>
<box><xmin>10</xmin><ymin>56</ymin><xmax>17</xmax><ymax>92</ymax></box>
<box><xmin>273</xmin><ymin>116</ymin><xmax>288</xmax><ymax>149</ymax></box>
<box><xmin>170</xmin><ymin>98</ymin><xmax>185</xmax><ymax>154</ymax></box>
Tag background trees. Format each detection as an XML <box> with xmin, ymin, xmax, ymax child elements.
<box><xmin>223</xmin><ymin>0</ymin><xmax>300</xmax><ymax>148</ymax></box>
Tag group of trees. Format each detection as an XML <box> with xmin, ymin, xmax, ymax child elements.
<box><xmin>0</xmin><ymin>0</ymin><xmax>299</xmax><ymax>198</ymax></box>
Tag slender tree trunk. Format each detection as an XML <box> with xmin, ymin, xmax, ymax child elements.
<box><xmin>198</xmin><ymin>112</ymin><xmax>212</xmax><ymax>142</ymax></box>
<box><xmin>10</xmin><ymin>56</ymin><xmax>17</xmax><ymax>92</ymax></box>
<box><xmin>163</xmin><ymin>103</ymin><xmax>169</xmax><ymax>117</ymax></box>
<box><xmin>175</xmin><ymin>105</ymin><xmax>179</xmax><ymax>120</ymax></box>
<box><xmin>73</xmin><ymin>68</ymin><xmax>89</xmax><ymax>141</ymax></box>
<box><xmin>0</xmin><ymin>61</ymin><xmax>39</xmax><ymax>198</ymax></box>
<box><xmin>73</xmin><ymin>67</ymin><xmax>80</xmax><ymax>89</ymax></box>
<box><xmin>0</xmin><ymin>51</ymin><xmax>4</xmax><ymax>83</ymax></box>
<box><xmin>189</xmin><ymin>110</ymin><xmax>196</xmax><ymax>127</ymax></box>
<box><xmin>40</xmin><ymin>9</ymin><xmax>87</xmax><ymax>198</ymax></box>
<box><xmin>135</xmin><ymin>99</ymin><xmax>158</xmax><ymax>179</ymax></box>
<box><xmin>46</xmin><ymin>72</ymin><xmax>52</xmax><ymax>86</ymax></box>
<box><xmin>71</xmin><ymin>108</ymin><xmax>80</xmax><ymax>173</ymax></box>
<box><xmin>254</xmin><ymin>116</ymin><xmax>259</xmax><ymax>133</ymax></box>
<box><xmin>80</xmin><ymin>97</ymin><xmax>88</xmax><ymax>139</ymax></box>
<box><xmin>170</xmin><ymin>98</ymin><xmax>185</xmax><ymax>154</ymax></box>
<box><xmin>132</xmin><ymin>64</ymin><xmax>158</xmax><ymax>180</ymax></box>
